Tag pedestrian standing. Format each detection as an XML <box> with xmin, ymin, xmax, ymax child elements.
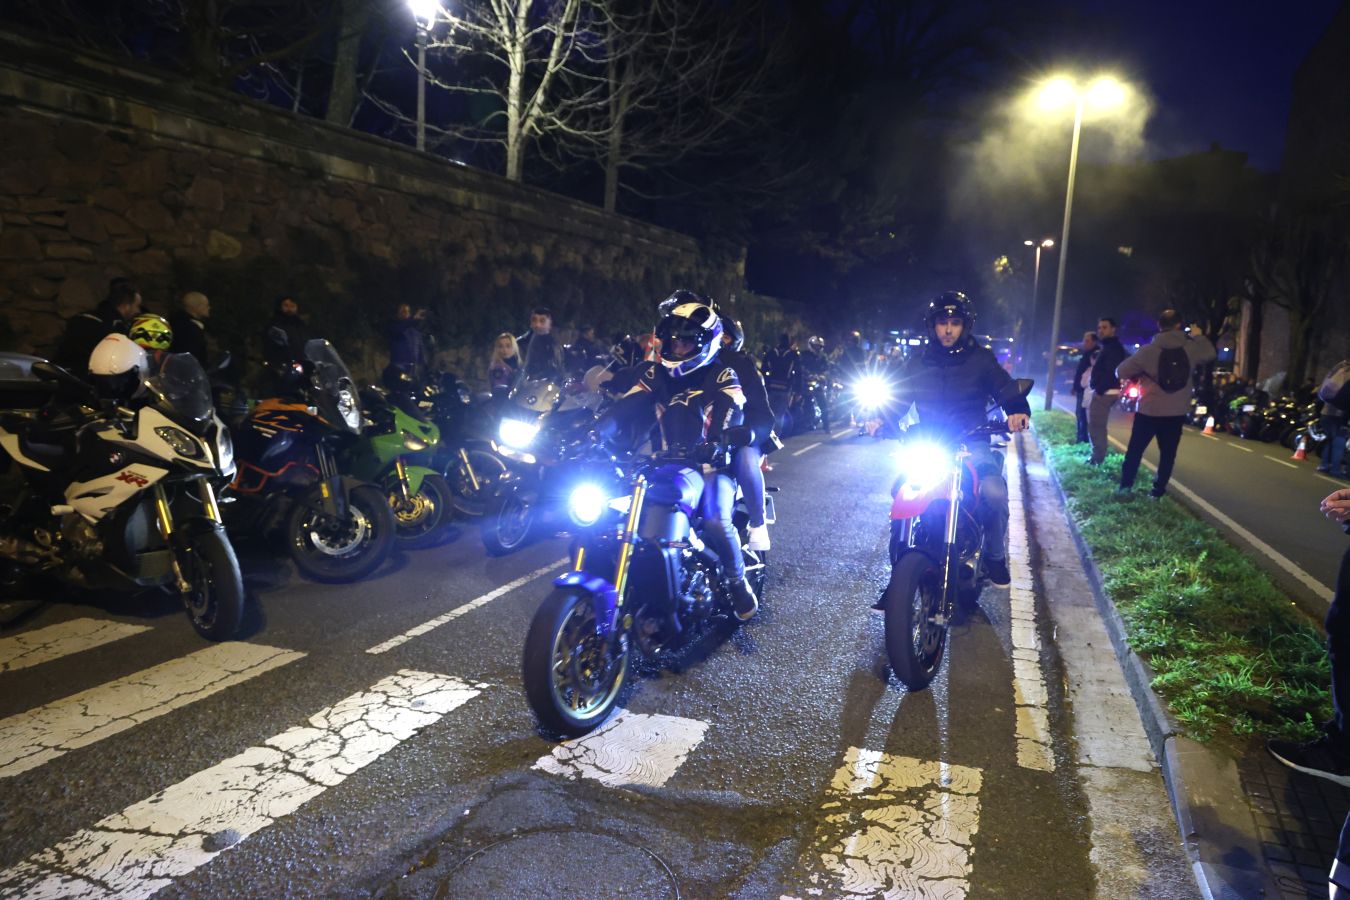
<box><xmin>55</xmin><ymin>277</ymin><xmax>143</xmax><ymax>369</ymax></box>
<box><xmin>263</xmin><ymin>295</ymin><xmax>312</xmax><ymax>368</ymax></box>
<box><xmin>1085</xmin><ymin>316</ymin><xmax>1127</xmax><ymax>465</ymax></box>
<box><xmin>516</xmin><ymin>307</ymin><xmax>563</xmax><ymax>378</ymax></box>
<box><xmin>168</xmin><ymin>291</ymin><xmax>211</xmax><ymax>366</ymax></box>
<box><xmin>1114</xmin><ymin>310</ymin><xmax>1216</xmax><ymax>498</ymax></box>
<box><xmin>488</xmin><ymin>332</ymin><xmax>520</xmax><ymax>395</ymax></box>
<box><xmin>1265</xmin><ymin>487</ymin><xmax>1350</xmax><ymax>896</ymax></box>
<box><xmin>1073</xmin><ymin>330</ymin><xmax>1098</xmax><ymax>444</ymax></box>
<box><xmin>386</xmin><ymin>303</ymin><xmax>427</xmax><ymax>380</ymax></box>
<box><xmin>1318</xmin><ymin>359</ymin><xmax>1350</xmax><ymax>478</ymax></box>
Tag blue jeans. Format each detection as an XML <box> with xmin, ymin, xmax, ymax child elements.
<box><xmin>1323</xmin><ymin>417</ymin><xmax>1348</xmax><ymax>474</ymax></box>
<box><xmin>965</xmin><ymin>443</ymin><xmax>1009</xmax><ymax>563</ymax></box>
<box><xmin>733</xmin><ymin>445</ymin><xmax>766</xmax><ymax>528</ymax></box>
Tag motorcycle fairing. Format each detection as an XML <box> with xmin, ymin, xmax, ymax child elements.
<box><xmin>66</xmin><ymin>463</ymin><xmax>169</xmax><ymax>522</ymax></box>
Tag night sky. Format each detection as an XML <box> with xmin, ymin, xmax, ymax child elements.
<box><xmin>1064</xmin><ymin>0</ymin><xmax>1343</xmax><ymax>169</ymax></box>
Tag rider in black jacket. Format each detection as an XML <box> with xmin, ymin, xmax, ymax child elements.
<box><xmin>597</xmin><ymin>294</ymin><xmax>759</xmax><ymax>620</ymax></box>
<box><xmin>887</xmin><ymin>291</ymin><xmax>1030</xmax><ymax>587</ymax></box>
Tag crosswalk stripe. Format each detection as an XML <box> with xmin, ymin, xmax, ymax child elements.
<box><xmin>0</xmin><ymin>643</ymin><xmax>305</xmax><ymax>779</ymax></box>
<box><xmin>533</xmin><ymin>710</ymin><xmax>708</xmax><ymax>788</ymax></box>
<box><xmin>0</xmin><ymin>670</ymin><xmax>481</xmax><ymax>899</ymax></box>
<box><xmin>784</xmin><ymin>747</ymin><xmax>983</xmax><ymax>898</ymax></box>
<box><xmin>366</xmin><ymin>558</ymin><xmax>568</xmax><ymax>655</ymax></box>
<box><xmin>0</xmin><ymin>619</ymin><xmax>151</xmax><ymax>674</ymax></box>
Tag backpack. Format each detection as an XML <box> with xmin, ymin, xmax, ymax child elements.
<box><xmin>1320</xmin><ymin>359</ymin><xmax>1350</xmax><ymax>409</ymax></box>
<box><xmin>1155</xmin><ymin>345</ymin><xmax>1191</xmax><ymax>393</ymax></box>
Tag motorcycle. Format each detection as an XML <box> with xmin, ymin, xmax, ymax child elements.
<box><xmin>344</xmin><ymin>385</ymin><xmax>455</xmax><ymax>549</ymax></box>
<box><xmin>879</xmin><ymin>378</ymin><xmax>1033</xmax><ymax>690</ymax></box>
<box><xmin>0</xmin><ymin>353</ymin><xmax>245</xmax><ymax>640</ymax></box>
<box><xmin>788</xmin><ymin>372</ymin><xmax>832</xmax><ymax>435</ymax></box>
<box><xmin>521</xmin><ymin>445</ymin><xmax>768</xmax><ymax>736</ymax></box>
<box><xmin>847</xmin><ymin>369</ymin><xmax>897</xmax><ymax>435</ymax></box>
<box><xmin>419</xmin><ymin>371</ymin><xmax>507</xmax><ymax>518</ymax></box>
<box><xmin>224</xmin><ymin>339</ymin><xmax>396</xmax><ymax>583</ymax></box>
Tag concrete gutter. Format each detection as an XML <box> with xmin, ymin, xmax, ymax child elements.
<box><xmin>1032</xmin><ymin>428</ymin><xmax>1281</xmax><ymax>900</ymax></box>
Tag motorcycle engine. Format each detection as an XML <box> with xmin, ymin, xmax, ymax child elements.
<box><xmin>61</xmin><ymin>515</ymin><xmax>105</xmax><ymax>562</ymax></box>
<box><xmin>678</xmin><ymin>556</ymin><xmax>716</xmax><ymax>620</ymax></box>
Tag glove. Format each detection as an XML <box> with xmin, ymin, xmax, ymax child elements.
<box><xmin>693</xmin><ymin>441</ymin><xmax>730</xmax><ymax>468</ymax></box>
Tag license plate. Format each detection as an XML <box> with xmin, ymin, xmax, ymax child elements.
<box><xmin>1242</xmin><ymin>404</ymin><xmax>1256</xmax><ymax>412</ymax></box>
<box><xmin>1195</xmin><ymin>405</ymin><xmax>1208</xmax><ymax>415</ymax></box>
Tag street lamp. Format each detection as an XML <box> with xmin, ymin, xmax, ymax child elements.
<box><xmin>1022</xmin><ymin>237</ymin><xmax>1054</xmax><ymax>374</ymax></box>
<box><xmin>407</xmin><ymin>0</ymin><xmax>443</xmax><ymax>152</ymax></box>
<box><xmin>1035</xmin><ymin>73</ymin><xmax>1129</xmax><ymax>410</ymax></box>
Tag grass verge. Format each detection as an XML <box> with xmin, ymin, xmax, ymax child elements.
<box><xmin>1035</xmin><ymin>410</ymin><xmax>1330</xmax><ymax>744</ymax></box>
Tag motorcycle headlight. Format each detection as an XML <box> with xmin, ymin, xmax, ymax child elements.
<box><xmin>567</xmin><ymin>483</ymin><xmax>611</xmax><ymax>527</ymax></box>
<box><xmin>155</xmin><ymin>426</ymin><xmax>205</xmax><ymax>460</ymax></box>
<box><xmin>337</xmin><ymin>388</ymin><xmax>362</xmax><ymax>431</ymax></box>
<box><xmin>499</xmin><ymin>417</ymin><xmax>540</xmax><ymax>450</ymax></box>
<box><xmin>457</xmin><ymin>385</ymin><xmax>471</xmax><ymax>405</ymax></box>
<box><xmin>894</xmin><ymin>442</ymin><xmax>950</xmax><ymax>493</ymax></box>
<box><xmin>216</xmin><ymin>426</ymin><xmax>234</xmax><ymax>471</ymax></box>
<box><xmin>403</xmin><ymin>434</ymin><xmax>429</xmax><ymax>452</ymax></box>
<box><xmin>853</xmin><ymin>375</ymin><xmax>893</xmax><ymax>410</ymax></box>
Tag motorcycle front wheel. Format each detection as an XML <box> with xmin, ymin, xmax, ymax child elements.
<box><xmin>482</xmin><ymin>490</ymin><xmax>535</xmax><ymax>556</ymax></box>
<box><xmin>522</xmin><ymin>588</ymin><xmax>629</xmax><ymax>737</ymax></box>
<box><xmin>177</xmin><ymin>526</ymin><xmax>245</xmax><ymax>640</ymax></box>
<box><xmin>884</xmin><ymin>551</ymin><xmax>948</xmax><ymax>691</ymax></box>
<box><xmin>390</xmin><ymin>473</ymin><xmax>455</xmax><ymax>549</ymax></box>
<box><xmin>449</xmin><ymin>450</ymin><xmax>506</xmax><ymax>517</ymax></box>
<box><xmin>287</xmin><ymin>483</ymin><xmax>396</xmax><ymax>583</ymax></box>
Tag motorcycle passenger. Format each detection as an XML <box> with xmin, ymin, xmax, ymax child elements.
<box><xmin>596</xmin><ymin>295</ymin><xmax>759</xmax><ymax>620</ymax></box>
<box><xmin>718</xmin><ymin>315</ymin><xmax>779</xmax><ymax>553</ymax></box>
<box><xmin>885</xmin><ymin>292</ymin><xmax>1030</xmax><ymax>588</ymax></box>
<box><xmin>762</xmin><ymin>334</ymin><xmax>798</xmax><ymax>434</ymax></box>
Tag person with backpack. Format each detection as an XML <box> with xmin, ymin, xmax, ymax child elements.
<box><xmin>1318</xmin><ymin>359</ymin><xmax>1350</xmax><ymax>479</ymax></box>
<box><xmin>1114</xmin><ymin>309</ymin><xmax>1216</xmax><ymax>499</ymax></box>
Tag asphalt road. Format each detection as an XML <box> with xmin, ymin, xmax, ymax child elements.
<box><xmin>0</xmin><ymin>428</ymin><xmax>1187</xmax><ymax>898</ymax></box>
<box><xmin>1079</xmin><ymin>400</ymin><xmax>1349</xmax><ymax>611</ymax></box>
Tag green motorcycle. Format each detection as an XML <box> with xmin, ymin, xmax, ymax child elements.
<box><xmin>344</xmin><ymin>385</ymin><xmax>456</xmax><ymax>549</ymax></box>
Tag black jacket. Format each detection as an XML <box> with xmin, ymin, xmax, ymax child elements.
<box><xmin>55</xmin><ymin>300</ymin><xmax>127</xmax><ymax>370</ymax></box>
<box><xmin>263</xmin><ymin>313</ymin><xmax>312</xmax><ymax>367</ymax></box>
<box><xmin>721</xmin><ymin>347</ymin><xmax>774</xmax><ymax>444</ymax></box>
<box><xmin>891</xmin><ymin>338</ymin><xmax>1030</xmax><ymax>436</ymax></box>
<box><xmin>516</xmin><ymin>331</ymin><xmax>562</xmax><ymax>378</ymax></box>
<box><xmin>762</xmin><ymin>347</ymin><xmax>798</xmax><ymax>391</ymax></box>
<box><xmin>169</xmin><ymin>310</ymin><xmax>209</xmax><ymax>366</ymax></box>
<box><xmin>599</xmin><ymin>355</ymin><xmax>745</xmax><ymax>453</ymax></box>
<box><xmin>1089</xmin><ymin>336</ymin><xmax>1127</xmax><ymax>394</ymax></box>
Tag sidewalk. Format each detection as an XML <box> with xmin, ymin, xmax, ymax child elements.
<box><xmin>1025</xmin><ymin>426</ymin><xmax>1350</xmax><ymax>899</ymax></box>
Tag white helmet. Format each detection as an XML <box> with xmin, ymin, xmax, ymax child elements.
<box><xmin>88</xmin><ymin>333</ymin><xmax>149</xmax><ymax>399</ymax></box>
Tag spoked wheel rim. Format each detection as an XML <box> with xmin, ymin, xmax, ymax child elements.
<box><xmin>299</xmin><ymin>507</ymin><xmax>372</xmax><ymax>558</ymax></box>
<box><xmin>181</xmin><ymin>548</ymin><xmax>218</xmax><ymax>626</ymax></box>
<box><xmin>907</xmin><ymin>569</ymin><xmax>945</xmax><ymax>674</ymax></box>
<box><xmin>391</xmin><ymin>489</ymin><xmax>438</xmax><ymax>536</ymax></box>
<box><xmin>494</xmin><ymin>497</ymin><xmax>533</xmax><ymax>549</ymax></box>
<box><xmin>452</xmin><ymin>452</ymin><xmax>505</xmax><ymax>517</ymax></box>
<box><xmin>549</xmin><ymin>598</ymin><xmax>627</xmax><ymax>722</ymax></box>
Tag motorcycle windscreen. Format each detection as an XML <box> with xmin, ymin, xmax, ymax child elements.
<box><xmin>145</xmin><ymin>353</ymin><xmax>213</xmax><ymax>433</ymax></box>
<box><xmin>304</xmin><ymin>339</ymin><xmax>362</xmax><ymax>432</ymax></box>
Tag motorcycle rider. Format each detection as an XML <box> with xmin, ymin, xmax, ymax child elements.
<box><xmin>596</xmin><ymin>293</ymin><xmax>759</xmax><ymax>620</ymax></box>
<box><xmin>798</xmin><ymin>335</ymin><xmax>833</xmax><ymax>430</ymax></box>
<box><xmin>884</xmin><ymin>292</ymin><xmax>1030</xmax><ymax>588</ymax></box>
<box><xmin>762</xmin><ymin>334</ymin><xmax>799</xmax><ymax>434</ymax></box>
<box><xmin>717</xmin><ymin>314</ymin><xmax>779</xmax><ymax>552</ymax></box>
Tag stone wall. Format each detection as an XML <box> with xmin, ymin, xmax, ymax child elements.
<box><xmin>0</xmin><ymin>30</ymin><xmax>800</xmax><ymax>385</ymax></box>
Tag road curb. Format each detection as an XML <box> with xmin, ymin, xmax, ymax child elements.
<box><xmin>1029</xmin><ymin>429</ymin><xmax>1280</xmax><ymax>900</ymax></box>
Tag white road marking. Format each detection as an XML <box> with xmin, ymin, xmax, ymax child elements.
<box><xmin>832</xmin><ymin>428</ymin><xmax>853</xmax><ymax>439</ymax></box>
<box><xmin>787</xmin><ymin>747</ymin><xmax>982</xmax><ymax>898</ymax></box>
<box><xmin>0</xmin><ymin>619</ymin><xmax>151</xmax><ymax>674</ymax></box>
<box><xmin>0</xmin><ymin>670</ymin><xmax>480</xmax><ymax>899</ymax></box>
<box><xmin>1230</xmin><ymin>443</ymin><xmax>1253</xmax><ymax>453</ymax></box>
<box><xmin>791</xmin><ymin>441</ymin><xmax>823</xmax><ymax>457</ymax></box>
<box><xmin>1266</xmin><ymin>457</ymin><xmax>1298</xmax><ymax>469</ymax></box>
<box><xmin>366</xmin><ymin>557</ymin><xmax>568</xmax><ymax>654</ymax></box>
<box><xmin>1107</xmin><ymin>435</ymin><xmax>1333</xmax><ymax>598</ymax></box>
<box><xmin>533</xmin><ymin>710</ymin><xmax>708</xmax><ymax>788</ymax></box>
<box><xmin>0</xmin><ymin>643</ymin><xmax>304</xmax><ymax>779</ymax></box>
<box><xmin>1319</xmin><ymin>473</ymin><xmax>1348</xmax><ymax>485</ymax></box>
<box><xmin>1006</xmin><ymin>435</ymin><xmax>1055</xmax><ymax>772</ymax></box>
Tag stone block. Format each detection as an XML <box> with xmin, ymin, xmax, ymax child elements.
<box><xmin>0</xmin><ymin>230</ymin><xmax>41</xmax><ymax>259</ymax></box>
<box><xmin>88</xmin><ymin>187</ymin><xmax>130</xmax><ymax>211</ymax></box>
<box><xmin>19</xmin><ymin>197</ymin><xmax>63</xmax><ymax>214</ymax></box>
<box><xmin>331</xmin><ymin>198</ymin><xmax>362</xmax><ymax>231</ymax></box>
<box><xmin>2</xmin><ymin>214</ymin><xmax>31</xmax><ymax>226</ymax></box>
<box><xmin>31</xmin><ymin>214</ymin><xmax>65</xmax><ymax>227</ymax></box>
<box><xmin>126</xmin><ymin>200</ymin><xmax>174</xmax><ymax>232</ymax></box>
<box><xmin>27</xmin><ymin>277</ymin><xmax>59</xmax><ymax>300</ymax></box>
<box><xmin>221</xmin><ymin>204</ymin><xmax>252</xmax><ymax>232</ymax></box>
<box><xmin>186</xmin><ymin>176</ymin><xmax>225</xmax><ymax>212</ymax></box>
<box><xmin>45</xmin><ymin>242</ymin><xmax>95</xmax><ymax>261</ymax></box>
<box><xmin>56</xmin><ymin>276</ymin><xmax>97</xmax><ymax>314</ymax></box>
<box><xmin>206</xmin><ymin>230</ymin><xmax>243</xmax><ymax>260</ymax></box>
<box><xmin>0</xmin><ymin>161</ymin><xmax>47</xmax><ymax>195</ymax></box>
<box><xmin>64</xmin><ymin>205</ymin><xmax>108</xmax><ymax>243</ymax></box>
<box><xmin>128</xmin><ymin>248</ymin><xmax>172</xmax><ymax>274</ymax></box>
<box><xmin>113</xmin><ymin>235</ymin><xmax>148</xmax><ymax>252</ymax></box>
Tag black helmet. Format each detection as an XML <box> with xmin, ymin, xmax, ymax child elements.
<box><xmin>655</xmin><ymin>298</ymin><xmax>723</xmax><ymax>378</ymax></box>
<box><xmin>925</xmin><ymin>291</ymin><xmax>976</xmax><ymax>331</ymax></box>
<box><xmin>722</xmin><ymin>317</ymin><xmax>745</xmax><ymax>352</ymax></box>
<box><xmin>657</xmin><ymin>288</ymin><xmax>707</xmax><ymax>320</ymax></box>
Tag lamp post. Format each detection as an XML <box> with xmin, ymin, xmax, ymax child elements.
<box><xmin>1036</xmin><ymin>74</ymin><xmax>1127</xmax><ymax>411</ymax></box>
<box><xmin>1022</xmin><ymin>237</ymin><xmax>1054</xmax><ymax>375</ymax></box>
<box><xmin>407</xmin><ymin>0</ymin><xmax>442</xmax><ymax>152</ymax></box>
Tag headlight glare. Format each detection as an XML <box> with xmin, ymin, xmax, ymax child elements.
<box><xmin>853</xmin><ymin>375</ymin><xmax>893</xmax><ymax>411</ymax></box>
<box><xmin>894</xmin><ymin>442</ymin><xmax>950</xmax><ymax>492</ymax></box>
<box><xmin>567</xmin><ymin>483</ymin><xmax>609</xmax><ymax>527</ymax></box>
<box><xmin>403</xmin><ymin>434</ymin><xmax>429</xmax><ymax>452</ymax></box>
<box><xmin>499</xmin><ymin>417</ymin><xmax>540</xmax><ymax>450</ymax></box>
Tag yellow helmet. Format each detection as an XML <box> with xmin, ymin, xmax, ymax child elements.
<box><xmin>128</xmin><ymin>313</ymin><xmax>173</xmax><ymax>352</ymax></box>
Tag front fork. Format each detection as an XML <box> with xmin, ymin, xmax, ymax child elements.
<box><xmin>153</xmin><ymin>480</ymin><xmax>223</xmax><ymax>594</ymax></box>
<box><xmin>937</xmin><ymin>451</ymin><xmax>967</xmax><ymax>623</ymax></box>
<box><xmin>595</xmin><ymin>476</ymin><xmax>647</xmax><ymax>649</ymax></box>
<box><xmin>458</xmin><ymin>447</ymin><xmax>481</xmax><ymax>493</ymax></box>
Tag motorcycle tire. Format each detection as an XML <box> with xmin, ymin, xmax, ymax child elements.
<box><xmin>482</xmin><ymin>491</ymin><xmax>535</xmax><ymax>556</ymax></box>
<box><xmin>391</xmin><ymin>473</ymin><xmax>455</xmax><ymax>550</ymax></box>
<box><xmin>884</xmin><ymin>552</ymin><xmax>948</xmax><ymax>691</ymax></box>
<box><xmin>287</xmin><ymin>483</ymin><xmax>396</xmax><ymax>583</ymax></box>
<box><xmin>449</xmin><ymin>450</ymin><xmax>506</xmax><ymax>518</ymax></box>
<box><xmin>522</xmin><ymin>587</ymin><xmax>629</xmax><ymax>737</ymax></box>
<box><xmin>177</xmin><ymin>526</ymin><xmax>245</xmax><ymax>641</ymax></box>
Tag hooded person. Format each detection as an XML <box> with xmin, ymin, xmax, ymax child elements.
<box><xmin>263</xmin><ymin>294</ymin><xmax>313</xmax><ymax>369</ymax></box>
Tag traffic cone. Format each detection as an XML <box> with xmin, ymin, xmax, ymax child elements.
<box><xmin>1292</xmin><ymin>434</ymin><xmax>1308</xmax><ymax>461</ymax></box>
<box><xmin>1202</xmin><ymin>416</ymin><xmax>1215</xmax><ymax>435</ymax></box>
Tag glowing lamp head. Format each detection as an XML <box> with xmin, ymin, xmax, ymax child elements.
<box><xmin>1087</xmin><ymin>76</ymin><xmax>1126</xmax><ymax>111</ymax></box>
<box><xmin>1037</xmin><ymin>76</ymin><xmax>1077</xmax><ymax>111</ymax></box>
<box><xmin>407</xmin><ymin>0</ymin><xmax>441</xmax><ymax>28</ymax></box>
<box><xmin>567</xmin><ymin>484</ymin><xmax>608</xmax><ymax>527</ymax></box>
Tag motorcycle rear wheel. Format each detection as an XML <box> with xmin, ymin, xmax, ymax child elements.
<box><xmin>177</xmin><ymin>526</ymin><xmax>245</xmax><ymax>640</ymax></box>
<box><xmin>522</xmin><ymin>588</ymin><xmax>629</xmax><ymax>737</ymax></box>
<box><xmin>287</xmin><ymin>484</ymin><xmax>395</xmax><ymax>583</ymax></box>
<box><xmin>390</xmin><ymin>473</ymin><xmax>455</xmax><ymax>549</ymax></box>
<box><xmin>884</xmin><ymin>552</ymin><xmax>948</xmax><ymax>691</ymax></box>
<box><xmin>482</xmin><ymin>491</ymin><xmax>535</xmax><ymax>556</ymax></box>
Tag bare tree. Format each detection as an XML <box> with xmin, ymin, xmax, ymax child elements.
<box><xmin>326</xmin><ymin>0</ymin><xmax>375</xmax><ymax>125</ymax></box>
<box><xmin>1251</xmin><ymin>211</ymin><xmax>1346</xmax><ymax>385</ymax></box>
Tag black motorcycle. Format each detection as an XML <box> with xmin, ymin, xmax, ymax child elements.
<box><xmin>419</xmin><ymin>371</ymin><xmax>507</xmax><ymax>518</ymax></box>
<box><xmin>0</xmin><ymin>354</ymin><xmax>245</xmax><ymax>640</ymax></box>
<box><xmin>522</xmin><ymin>447</ymin><xmax>768</xmax><ymax>736</ymax></box>
<box><xmin>223</xmin><ymin>340</ymin><xmax>395</xmax><ymax>583</ymax></box>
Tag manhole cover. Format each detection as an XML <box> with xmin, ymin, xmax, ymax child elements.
<box><xmin>437</xmin><ymin>831</ymin><xmax>678</xmax><ymax>898</ymax></box>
